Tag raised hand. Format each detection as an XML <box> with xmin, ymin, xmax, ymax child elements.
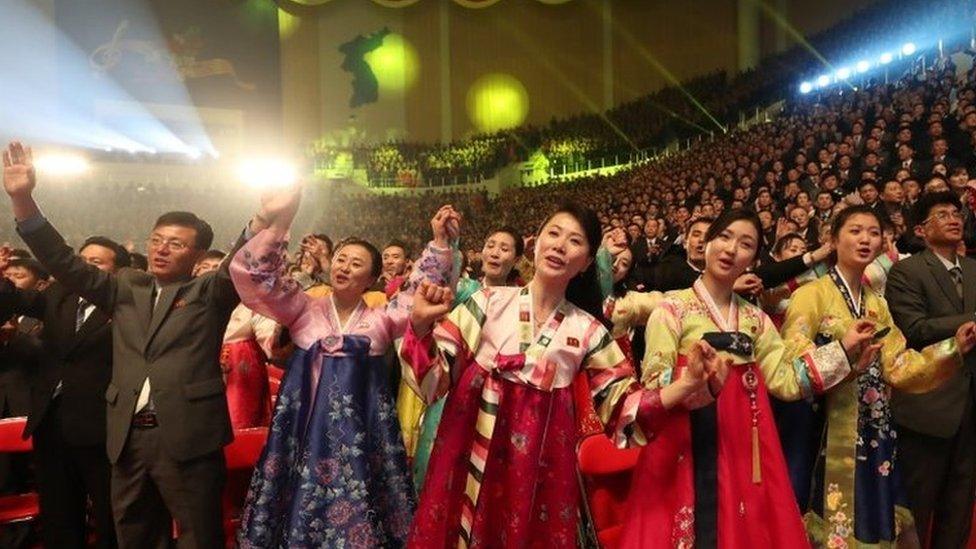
<box><xmin>430</xmin><ymin>205</ymin><xmax>461</xmax><ymax>248</ymax></box>
<box><xmin>257</xmin><ymin>182</ymin><xmax>303</xmax><ymax>231</ymax></box>
<box><xmin>2</xmin><ymin>142</ymin><xmax>36</xmax><ymax>198</ymax></box>
<box><xmin>602</xmin><ymin>228</ymin><xmax>629</xmax><ymax>257</ymax></box>
<box><xmin>411</xmin><ymin>280</ymin><xmax>454</xmax><ymax>335</ymax></box>
<box><xmin>955</xmin><ymin>321</ymin><xmax>976</xmax><ymax>354</ymax></box>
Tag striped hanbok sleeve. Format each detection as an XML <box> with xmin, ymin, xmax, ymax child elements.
<box><xmin>584</xmin><ymin>320</ymin><xmax>666</xmax><ymax>448</ymax></box>
<box><xmin>399</xmin><ymin>291</ymin><xmax>488</xmax><ymax>404</ymax></box>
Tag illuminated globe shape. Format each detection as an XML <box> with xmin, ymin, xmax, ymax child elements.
<box><xmin>364</xmin><ymin>33</ymin><xmax>419</xmax><ymax>94</ymax></box>
<box><xmin>466</xmin><ymin>73</ymin><xmax>529</xmax><ymax>133</ymax></box>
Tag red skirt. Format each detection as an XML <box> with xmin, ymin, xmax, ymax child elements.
<box><xmin>408</xmin><ymin>362</ymin><xmax>580</xmax><ymax>548</ymax></box>
<box><xmin>220</xmin><ymin>339</ymin><xmax>271</xmax><ymax>429</ymax></box>
<box><xmin>618</xmin><ymin>361</ymin><xmax>809</xmax><ymax>549</ymax></box>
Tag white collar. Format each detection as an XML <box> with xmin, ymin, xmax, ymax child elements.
<box><xmin>933</xmin><ymin>249</ymin><xmax>961</xmax><ymax>271</ymax></box>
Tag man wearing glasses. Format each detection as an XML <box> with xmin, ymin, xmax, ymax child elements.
<box><xmin>886</xmin><ymin>191</ymin><xmax>976</xmax><ymax>549</ymax></box>
<box><xmin>1</xmin><ymin>142</ymin><xmax>289</xmax><ymax>548</ymax></box>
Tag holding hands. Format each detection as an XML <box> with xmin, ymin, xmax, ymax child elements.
<box><xmin>430</xmin><ymin>205</ymin><xmax>462</xmax><ymax>248</ymax></box>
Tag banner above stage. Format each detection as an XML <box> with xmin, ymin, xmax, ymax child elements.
<box><xmin>275</xmin><ymin>0</ymin><xmax>573</xmax><ymax>12</ymax></box>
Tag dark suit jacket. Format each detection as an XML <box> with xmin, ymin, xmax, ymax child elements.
<box><xmin>885</xmin><ymin>249</ymin><xmax>976</xmax><ymax>438</ymax></box>
<box><xmin>0</xmin><ymin>279</ymin><xmax>112</xmax><ymax>446</ymax></box>
<box><xmin>630</xmin><ymin>236</ymin><xmax>670</xmax><ymax>289</ymax></box>
<box><xmin>0</xmin><ymin>334</ymin><xmax>37</xmax><ymax>417</ymax></box>
<box><xmin>654</xmin><ymin>256</ymin><xmax>700</xmax><ymax>292</ymax></box>
<box><xmin>19</xmin><ymin>220</ymin><xmax>243</xmax><ymax>462</ymax></box>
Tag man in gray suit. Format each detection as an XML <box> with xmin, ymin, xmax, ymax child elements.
<box><xmin>886</xmin><ymin>191</ymin><xmax>976</xmax><ymax>549</ymax></box>
<box><xmin>2</xmin><ymin>142</ymin><xmax>295</xmax><ymax>548</ymax></box>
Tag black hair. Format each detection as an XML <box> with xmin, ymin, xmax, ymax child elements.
<box><xmin>336</xmin><ymin>238</ymin><xmax>383</xmax><ymax>279</ymax></box>
<box><xmin>310</xmin><ymin>233</ymin><xmax>334</xmax><ymax>257</ymax></box>
<box><xmin>912</xmin><ymin>191</ymin><xmax>963</xmax><ymax>226</ymax></box>
<box><xmin>383</xmin><ymin>239</ymin><xmax>411</xmax><ymax>260</ymax></box>
<box><xmin>772</xmin><ymin>232</ymin><xmax>805</xmax><ymax>258</ymax></box>
<box><xmin>153</xmin><ymin>211</ymin><xmax>214</xmax><ymax>250</ymax></box>
<box><xmin>5</xmin><ymin>258</ymin><xmax>49</xmax><ymax>281</ymax></box>
<box><xmin>80</xmin><ymin>236</ymin><xmax>131</xmax><ymax>269</ymax></box>
<box><xmin>8</xmin><ymin>248</ymin><xmax>31</xmax><ymax>260</ymax></box>
<box><xmin>829</xmin><ymin>205</ymin><xmax>884</xmax><ymax>240</ymax></box>
<box><xmin>704</xmin><ymin>208</ymin><xmax>765</xmax><ymax>260</ymax></box>
<box><xmin>129</xmin><ymin>253</ymin><xmax>148</xmax><ymax>271</ymax></box>
<box><xmin>486</xmin><ymin>225</ymin><xmax>525</xmax><ymax>258</ymax></box>
<box><xmin>685</xmin><ymin>216</ymin><xmax>714</xmax><ymax>238</ymax></box>
<box><xmin>538</xmin><ymin>203</ymin><xmax>607</xmax><ymax>326</ymax></box>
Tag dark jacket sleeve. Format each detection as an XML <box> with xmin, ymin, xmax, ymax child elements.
<box><xmin>756</xmin><ymin>255</ymin><xmax>808</xmax><ymax>289</ymax></box>
<box><xmin>885</xmin><ymin>261</ymin><xmax>972</xmax><ymax>349</ymax></box>
<box><xmin>16</xmin><ymin>219</ymin><xmax>117</xmax><ymax>313</ymax></box>
<box><xmin>0</xmin><ymin>278</ymin><xmax>44</xmax><ymax>322</ymax></box>
<box><xmin>208</xmin><ymin>231</ymin><xmax>247</xmax><ymax>311</ymax></box>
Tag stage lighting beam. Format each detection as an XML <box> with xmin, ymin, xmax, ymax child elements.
<box><xmin>856</xmin><ymin>60</ymin><xmax>871</xmax><ymax>73</ymax></box>
<box><xmin>836</xmin><ymin>67</ymin><xmax>851</xmax><ymax>80</ymax></box>
<box><xmin>901</xmin><ymin>43</ymin><xmax>916</xmax><ymax>56</ymax></box>
<box><xmin>816</xmin><ymin>75</ymin><xmax>831</xmax><ymax>87</ymax></box>
<box><xmin>34</xmin><ymin>152</ymin><xmax>90</xmax><ymax>177</ymax></box>
<box><xmin>880</xmin><ymin>52</ymin><xmax>894</xmax><ymax>64</ymax></box>
<box><xmin>799</xmin><ymin>82</ymin><xmax>813</xmax><ymax>94</ymax></box>
<box><xmin>235</xmin><ymin>158</ymin><xmax>298</xmax><ymax>188</ymax></box>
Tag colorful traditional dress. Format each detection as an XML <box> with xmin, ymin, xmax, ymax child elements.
<box><xmin>230</xmin><ymin>227</ymin><xmax>454</xmax><ymax>548</ymax></box>
<box><xmin>399</xmin><ymin>285</ymin><xmax>661</xmax><ymax>548</ymax></box>
<box><xmin>221</xmin><ymin>304</ymin><xmax>279</xmax><ymax>428</ymax></box>
<box><xmin>411</xmin><ymin>276</ymin><xmax>485</xmax><ymax>490</ymax></box>
<box><xmin>619</xmin><ymin>279</ymin><xmax>852</xmax><ymax>549</ymax></box>
<box><xmin>781</xmin><ymin>268</ymin><xmax>962</xmax><ymax>548</ymax></box>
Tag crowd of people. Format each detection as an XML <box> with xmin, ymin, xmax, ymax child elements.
<box><xmin>1</xmin><ymin>0</ymin><xmax>976</xmax><ymax>547</ymax></box>
<box><xmin>308</xmin><ymin>0</ymin><xmax>972</xmax><ymax>187</ymax></box>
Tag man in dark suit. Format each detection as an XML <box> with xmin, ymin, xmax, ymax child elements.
<box><xmin>630</xmin><ymin>217</ymin><xmax>670</xmax><ymax>288</ymax></box>
<box><xmin>1</xmin><ymin>142</ymin><xmax>283</xmax><ymax>547</ymax></box>
<box><xmin>0</xmin><ymin>236</ymin><xmax>130</xmax><ymax>548</ymax></box>
<box><xmin>886</xmin><ymin>191</ymin><xmax>976</xmax><ymax>548</ymax></box>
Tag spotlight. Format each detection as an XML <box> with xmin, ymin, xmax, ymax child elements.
<box><xmin>856</xmin><ymin>60</ymin><xmax>871</xmax><ymax>73</ymax></box>
<box><xmin>836</xmin><ymin>67</ymin><xmax>852</xmax><ymax>80</ymax></box>
<box><xmin>879</xmin><ymin>52</ymin><xmax>894</xmax><ymax>64</ymax></box>
<box><xmin>901</xmin><ymin>42</ymin><xmax>916</xmax><ymax>56</ymax></box>
<box><xmin>235</xmin><ymin>158</ymin><xmax>298</xmax><ymax>188</ymax></box>
<box><xmin>185</xmin><ymin>149</ymin><xmax>202</xmax><ymax>160</ymax></box>
<box><xmin>799</xmin><ymin>82</ymin><xmax>813</xmax><ymax>94</ymax></box>
<box><xmin>34</xmin><ymin>153</ymin><xmax>90</xmax><ymax>176</ymax></box>
<box><xmin>816</xmin><ymin>74</ymin><xmax>831</xmax><ymax>87</ymax></box>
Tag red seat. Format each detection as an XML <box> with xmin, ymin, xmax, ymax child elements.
<box><xmin>577</xmin><ymin>430</ymin><xmax>641</xmax><ymax>548</ymax></box>
<box><xmin>268</xmin><ymin>377</ymin><xmax>281</xmax><ymax>408</ymax></box>
<box><xmin>570</xmin><ymin>371</ymin><xmax>641</xmax><ymax>548</ymax></box>
<box><xmin>267</xmin><ymin>365</ymin><xmax>284</xmax><ymax>382</ymax></box>
<box><xmin>222</xmin><ymin>427</ymin><xmax>268</xmax><ymax>547</ymax></box>
<box><xmin>0</xmin><ymin>417</ymin><xmax>39</xmax><ymax>525</ymax></box>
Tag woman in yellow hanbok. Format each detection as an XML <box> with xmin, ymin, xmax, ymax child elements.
<box><xmin>780</xmin><ymin>205</ymin><xmax>976</xmax><ymax>548</ymax></box>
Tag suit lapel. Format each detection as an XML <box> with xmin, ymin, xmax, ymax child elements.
<box><xmin>145</xmin><ymin>284</ymin><xmax>179</xmax><ymax>348</ymax></box>
<box><xmin>132</xmin><ymin>280</ymin><xmax>154</xmax><ymax>335</ymax></box>
<box><xmin>923</xmin><ymin>250</ymin><xmax>964</xmax><ymax>313</ymax></box>
<box><xmin>66</xmin><ymin>305</ymin><xmax>109</xmax><ymax>356</ymax></box>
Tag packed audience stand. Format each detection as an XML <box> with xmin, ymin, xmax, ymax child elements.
<box><xmin>3</xmin><ymin>0</ymin><xmax>976</xmax><ymax>547</ymax></box>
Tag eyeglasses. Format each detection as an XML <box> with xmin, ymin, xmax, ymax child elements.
<box><xmin>922</xmin><ymin>210</ymin><xmax>965</xmax><ymax>224</ymax></box>
<box><xmin>146</xmin><ymin>236</ymin><xmax>191</xmax><ymax>252</ymax></box>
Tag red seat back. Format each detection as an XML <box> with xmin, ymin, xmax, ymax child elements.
<box><xmin>267</xmin><ymin>365</ymin><xmax>284</xmax><ymax>381</ymax></box>
<box><xmin>0</xmin><ymin>418</ymin><xmax>31</xmax><ymax>453</ymax></box>
<box><xmin>577</xmin><ymin>434</ymin><xmax>641</xmax><ymax>548</ymax></box>
<box><xmin>224</xmin><ymin>428</ymin><xmax>268</xmax><ymax>471</ymax></box>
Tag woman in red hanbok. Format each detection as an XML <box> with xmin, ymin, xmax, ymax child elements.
<box><xmin>619</xmin><ymin>209</ymin><xmax>854</xmax><ymax>549</ymax></box>
<box><xmin>399</xmin><ymin>204</ymin><xmax>720</xmax><ymax>548</ymax></box>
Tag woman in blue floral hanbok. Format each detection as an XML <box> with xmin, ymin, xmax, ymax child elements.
<box><xmin>230</xmin><ymin>194</ymin><xmax>458</xmax><ymax>548</ymax></box>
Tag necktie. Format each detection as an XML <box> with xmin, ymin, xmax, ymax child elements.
<box><xmin>950</xmin><ymin>266</ymin><xmax>964</xmax><ymax>300</ymax></box>
<box><xmin>135</xmin><ymin>284</ymin><xmax>162</xmax><ymax>413</ymax></box>
<box><xmin>76</xmin><ymin>299</ymin><xmax>90</xmax><ymax>332</ymax></box>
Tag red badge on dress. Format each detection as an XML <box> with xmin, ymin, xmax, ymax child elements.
<box><xmin>172</xmin><ymin>298</ymin><xmax>188</xmax><ymax>310</ymax></box>
<box><xmin>566</xmin><ymin>337</ymin><xmax>579</xmax><ymax>348</ymax></box>
<box><xmin>519</xmin><ymin>311</ymin><xmax>530</xmax><ymax>322</ymax></box>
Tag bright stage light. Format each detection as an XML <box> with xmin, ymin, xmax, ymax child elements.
<box><xmin>467</xmin><ymin>73</ymin><xmax>530</xmax><ymax>133</ymax></box>
<box><xmin>34</xmin><ymin>152</ymin><xmax>90</xmax><ymax>177</ymax></box>
<box><xmin>901</xmin><ymin>42</ymin><xmax>917</xmax><ymax>56</ymax></box>
<box><xmin>816</xmin><ymin>75</ymin><xmax>832</xmax><ymax>87</ymax></box>
<box><xmin>799</xmin><ymin>82</ymin><xmax>813</xmax><ymax>94</ymax></box>
<box><xmin>856</xmin><ymin>60</ymin><xmax>871</xmax><ymax>73</ymax></box>
<box><xmin>880</xmin><ymin>52</ymin><xmax>894</xmax><ymax>64</ymax></box>
<box><xmin>836</xmin><ymin>67</ymin><xmax>852</xmax><ymax>80</ymax></box>
<box><xmin>235</xmin><ymin>158</ymin><xmax>298</xmax><ymax>188</ymax></box>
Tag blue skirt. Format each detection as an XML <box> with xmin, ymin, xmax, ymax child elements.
<box><xmin>239</xmin><ymin>335</ymin><xmax>415</xmax><ymax>548</ymax></box>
